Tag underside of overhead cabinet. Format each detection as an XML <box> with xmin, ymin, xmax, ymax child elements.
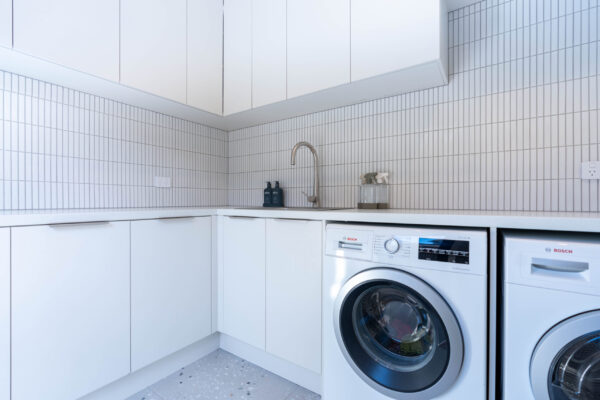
<box><xmin>222</xmin><ymin>59</ymin><xmax>447</xmax><ymax>131</ymax></box>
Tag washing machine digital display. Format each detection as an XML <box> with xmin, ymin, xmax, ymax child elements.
<box><xmin>418</xmin><ymin>238</ymin><xmax>470</xmax><ymax>264</ymax></box>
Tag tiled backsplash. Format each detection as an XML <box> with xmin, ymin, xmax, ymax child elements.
<box><xmin>0</xmin><ymin>71</ymin><xmax>228</xmax><ymax>210</ymax></box>
<box><xmin>229</xmin><ymin>0</ymin><xmax>600</xmax><ymax>212</ymax></box>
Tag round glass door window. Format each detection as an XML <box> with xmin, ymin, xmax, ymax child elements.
<box><xmin>334</xmin><ymin>269</ymin><xmax>463</xmax><ymax>399</ymax></box>
<box><xmin>549</xmin><ymin>331</ymin><xmax>600</xmax><ymax>400</ymax></box>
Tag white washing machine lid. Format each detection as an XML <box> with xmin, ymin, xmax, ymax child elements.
<box><xmin>333</xmin><ymin>267</ymin><xmax>464</xmax><ymax>400</ymax></box>
<box><xmin>530</xmin><ymin>311</ymin><xmax>600</xmax><ymax>400</ymax></box>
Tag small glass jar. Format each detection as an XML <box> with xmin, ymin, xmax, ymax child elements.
<box><xmin>359</xmin><ymin>184</ymin><xmax>389</xmax><ymax>209</ymax></box>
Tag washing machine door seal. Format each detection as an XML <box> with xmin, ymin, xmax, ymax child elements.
<box><xmin>530</xmin><ymin>311</ymin><xmax>600</xmax><ymax>400</ymax></box>
<box><xmin>333</xmin><ymin>268</ymin><xmax>464</xmax><ymax>400</ymax></box>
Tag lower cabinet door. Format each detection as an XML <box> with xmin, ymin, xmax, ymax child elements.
<box><xmin>266</xmin><ymin>219</ymin><xmax>322</xmax><ymax>373</ymax></box>
<box><xmin>131</xmin><ymin>217</ymin><xmax>212</xmax><ymax>371</ymax></box>
<box><xmin>0</xmin><ymin>229</ymin><xmax>8</xmax><ymax>400</ymax></box>
<box><xmin>11</xmin><ymin>222</ymin><xmax>130</xmax><ymax>400</ymax></box>
<box><xmin>222</xmin><ymin>216</ymin><xmax>266</xmax><ymax>349</ymax></box>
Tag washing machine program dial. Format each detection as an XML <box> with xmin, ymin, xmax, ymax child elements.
<box><xmin>384</xmin><ymin>238</ymin><xmax>400</xmax><ymax>254</ymax></box>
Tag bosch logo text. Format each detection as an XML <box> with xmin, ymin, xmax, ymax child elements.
<box><xmin>553</xmin><ymin>248</ymin><xmax>573</xmax><ymax>254</ymax></box>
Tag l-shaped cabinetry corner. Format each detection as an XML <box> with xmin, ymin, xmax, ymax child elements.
<box><xmin>1</xmin><ymin>213</ymin><xmax>323</xmax><ymax>400</ymax></box>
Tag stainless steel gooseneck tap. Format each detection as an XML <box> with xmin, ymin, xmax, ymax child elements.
<box><xmin>290</xmin><ymin>141</ymin><xmax>320</xmax><ymax>208</ymax></box>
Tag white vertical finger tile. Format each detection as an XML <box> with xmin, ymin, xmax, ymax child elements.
<box><xmin>0</xmin><ymin>70</ymin><xmax>228</xmax><ymax>210</ymax></box>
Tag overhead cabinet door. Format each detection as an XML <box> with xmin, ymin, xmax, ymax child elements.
<box><xmin>287</xmin><ymin>0</ymin><xmax>350</xmax><ymax>98</ymax></box>
<box><xmin>188</xmin><ymin>0</ymin><xmax>223</xmax><ymax>114</ymax></box>
<box><xmin>121</xmin><ymin>0</ymin><xmax>187</xmax><ymax>103</ymax></box>
<box><xmin>11</xmin><ymin>222</ymin><xmax>130</xmax><ymax>400</ymax></box>
<box><xmin>131</xmin><ymin>217</ymin><xmax>213</xmax><ymax>371</ymax></box>
<box><xmin>351</xmin><ymin>0</ymin><xmax>445</xmax><ymax>81</ymax></box>
<box><xmin>252</xmin><ymin>0</ymin><xmax>287</xmax><ymax>108</ymax></box>
<box><xmin>222</xmin><ymin>217</ymin><xmax>266</xmax><ymax>349</ymax></box>
<box><xmin>13</xmin><ymin>0</ymin><xmax>120</xmax><ymax>80</ymax></box>
<box><xmin>224</xmin><ymin>0</ymin><xmax>252</xmax><ymax>115</ymax></box>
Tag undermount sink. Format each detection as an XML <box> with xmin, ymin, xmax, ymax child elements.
<box><xmin>233</xmin><ymin>207</ymin><xmax>350</xmax><ymax>211</ymax></box>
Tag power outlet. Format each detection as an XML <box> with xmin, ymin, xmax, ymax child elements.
<box><xmin>581</xmin><ymin>161</ymin><xmax>600</xmax><ymax>180</ymax></box>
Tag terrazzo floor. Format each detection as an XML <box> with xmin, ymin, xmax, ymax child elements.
<box><xmin>126</xmin><ymin>350</ymin><xmax>321</xmax><ymax>400</ymax></box>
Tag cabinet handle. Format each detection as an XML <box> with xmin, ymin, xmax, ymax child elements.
<box><xmin>157</xmin><ymin>216</ymin><xmax>196</xmax><ymax>222</ymax></box>
<box><xmin>271</xmin><ymin>218</ymin><xmax>311</xmax><ymax>223</ymax></box>
<box><xmin>227</xmin><ymin>216</ymin><xmax>259</xmax><ymax>220</ymax></box>
<box><xmin>49</xmin><ymin>221</ymin><xmax>110</xmax><ymax>228</ymax></box>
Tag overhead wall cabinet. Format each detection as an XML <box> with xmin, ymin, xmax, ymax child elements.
<box><xmin>222</xmin><ymin>0</ymin><xmax>448</xmax><ymax>129</ymax></box>
<box><xmin>0</xmin><ymin>0</ymin><xmax>11</xmax><ymax>48</ymax></box>
<box><xmin>11</xmin><ymin>222</ymin><xmax>130</xmax><ymax>400</ymax></box>
<box><xmin>223</xmin><ymin>0</ymin><xmax>253</xmax><ymax>115</ymax></box>
<box><xmin>351</xmin><ymin>0</ymin><xmax>446</xmax><ymax>81</ymax></box>
<box><xmin>188</xmin><ymin>0</ymin><xmax>223</xmax><ymax>114</ymax></box>
<box><xmin>0</xmin><ymin>229</ymin><xmax>8</xmax><ymax>400</ymax></box>
<box><xmin>2</xmin><ymin>0</ymin><xmax>462</xmax><ymax>129</ymax></box>
<box><xmin>13</xmin><ymin>0</ymin><xmax>120</xmax><ymax>81</ymax></box>
<box><xmin>286</xmin><ymin>0</ymin><xmax>350</xmax><ymax>99</ymax></box>
<box><xmin>251</xmin><ymin>0</ymin><xmax>287</xmax><ymax>108</ymax></box>
<box><xmin>121</xmin><ymin>0</ymin><xmax>187</xmax><ymax>103</ymax></box>
<box><xmin>131</xmin><ymin>217</ymin><xmax>213</xmax><ymax>371</ymax></box>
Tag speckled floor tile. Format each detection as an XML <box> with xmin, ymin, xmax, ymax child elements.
<box><xmin>126</xmin><ymin>388</ymin><xmax>165</xmax><ymax>400</ymax></box>
<box><xmin>284</xmin><ymin>386</ymin><xmax>321</xmax><ymax>400</ymax></box>
<box><xmin>127</xmin><ymin>350</ymin><xmax>321</xmax><ymax>400</ymax></box>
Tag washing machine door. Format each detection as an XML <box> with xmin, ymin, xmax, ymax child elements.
<box><xmin>530</xmin><ymin>311</ymin><xmax>600</xmax><ymax>400</ymax></box>
<box><xmin>333</xmin><ymin>268</ymin><xmax>464</xmax><ymax>400</ymax></box>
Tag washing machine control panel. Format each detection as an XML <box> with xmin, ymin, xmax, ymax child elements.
<box><xmin>418</xmin><ymin>238</ymin><xmax>470</xmax><ymax>264</ymax></box>
<box><xmin>373</xmin><ymin>235</ymin><xmax>413</xmax><ymax>262</ymax></box>
<box><xmin>326</xmin><ymin>224</ymin><xmax>486</xmax><ymax>275</ymax></box>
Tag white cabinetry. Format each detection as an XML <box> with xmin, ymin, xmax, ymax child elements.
<box><xmin>188</xmin><ymin>0</ymin><xmax>223</xmax><ymax>114</ymax></box>
<box><xmin>131</xmin><ymin>217</ymin><xmax>213</xmax><ymax>371</ymax></box>
<box><xmin>222</xmin><ymin>217</ymin><xmax>266</xmax><ymax>349</ymax></box>
<box><xmin>266</xmin><ymin>219</ymin><xmax>322</xmax><ymax>373</ymax></box>
<box><xmin>13</xmin><ymin>0</ymin><xmax>120</xmax><ymax>80</ymax></box>
<box><xmin>0</xmin><ymin>0</ymin><xmax>11</xmax><ymax>48</ymax></box>
<box><xmin>286</xmin><ymin>0</ymin><xmax>350</xmax><ymax>98</ymax></box>
<box><xmin>0</xmin><ymin>229</ymin><xmax>8</xmax><ymax>400</ymax></box>
<box><xmin>224</xmin><ymin>0</ymin><xmax>252</xmax><ymax>115</ymax></box>
<box><xmin>121</xmin><ymin>0</ymin><xmax>187</xmax><ymax>103</ymax></box>
<box><xmin>11</xmin><ymin>222</ymin><xmax>130</xmax><ymax>400</ymax></box>
<box><xmin>252</xmin><ymin>0</ymin><xmax>286</xmax><ymax>108</ymax></box>
<box><xmin>351</xmin><ymin>0</ymin><xmax>446</xmax><ymax>81</ymax></box>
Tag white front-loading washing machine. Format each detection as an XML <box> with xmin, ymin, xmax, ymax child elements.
<box><xmin>502</xmin><ymin>232</ymin><xmax>600</xmax><ymax>400</ymax></box>
<box><xmin>323</xmin><ymin>224</ymin><xmax>488</xmax><ymax>400</ymax></box>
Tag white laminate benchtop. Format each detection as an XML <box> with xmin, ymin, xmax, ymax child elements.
<box><xmin>0</xmin><ymin>207</ymin><xmax>599</xmax><ymax>233</ymax></box>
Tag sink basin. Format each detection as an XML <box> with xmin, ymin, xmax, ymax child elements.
<box><xmin>233</xmin><ymin>207</ymin><xmax>349</xmax><ymax>211</ymax></box>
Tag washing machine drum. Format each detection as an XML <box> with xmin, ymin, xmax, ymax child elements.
<box><xmin>333</xmin><ymin>268</ymin><xmax>464</xmax><ymax>400</ymax></box>
<box><xmin>531</xmin><ymin>311</ymin><xmax>600</xmax><ymax>400</ymax></box>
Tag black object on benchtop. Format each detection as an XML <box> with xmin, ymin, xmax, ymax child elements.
<box><xmin>263</xmin><ymin>181</ymin><xmax>284</xmax><ymax>207</ymax></box>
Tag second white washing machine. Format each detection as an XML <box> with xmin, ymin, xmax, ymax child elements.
<box><xmin>323</xmin><ymin>223</ymin><xmax>488</xmax><ymax>400</ymax></box>
<box><xmin>502</xmin><ymin>231</ymin><xmax>600</xmax><ymax>400</ymax></box>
